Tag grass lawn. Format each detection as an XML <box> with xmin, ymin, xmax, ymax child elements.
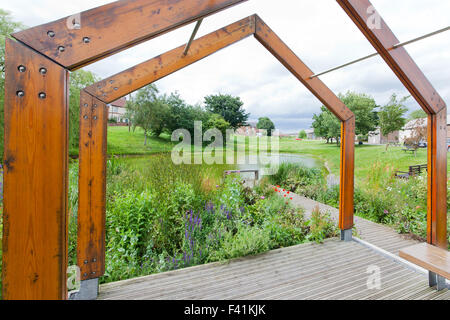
<box><xmin>70</xmin><ymin>127</ymin><xmax>449</xmax><ymax>187</ymax></box>
<box><xmin>276</xmin><ymin>138</ymin><xmax>450</xmax><ymax>185</ymax></box>
<box><xmin>69</xmin><ymin>126</ymin><xmax>177</xmax><ymax>156</ymax></box>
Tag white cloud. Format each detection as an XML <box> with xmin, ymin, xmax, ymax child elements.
<box><xmin>2</xmin><ymin>0</ymin><xmax>449</xmax><ymax>132</ymax></box>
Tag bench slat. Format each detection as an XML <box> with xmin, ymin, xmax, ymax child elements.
<box><xmin>399</xmin><ymin>243</ymin><xmax>450</xmax><ymax>279</ymax></box>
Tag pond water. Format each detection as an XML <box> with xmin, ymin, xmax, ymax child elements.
<box><xmin>118</xmin><ymin>152</ymin><xmax>321</xmax><ymax>181</ymax></box>
<box><xmin>236</xmin><ymin>153</ymin><xmax>321</xmax><ymax>179</ymax></box>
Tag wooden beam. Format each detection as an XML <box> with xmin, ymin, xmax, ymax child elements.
<box><xmin>339</xmin><ymin>117</ymin><xmax>355</xmax><ymax>230</ymax></box>
<box><xmin>77</xmin><ymin>90</ymin><xmax>108</xmax><ymax>280</ymax></box>
<box><xmin>337</xmin><ymin>0</ymin><xmax>445</xmax><ymax>115</ymax></box>
<box><xmin>254</xmin><ymin>16</ymin><xmax>354</xmax><ymax>122</ymax></box>
<box><xmin>427</xmin><ymin>109</ymin><xmax>448</xmax><ymax>248</ymax></box>
<box><xmin>254</xmin><ymin>16</ymin><xmax>355</xmax><ymax>231</ymax></box>
<box><xmin>12</xmin><ymin>0</ymin><xmax>248</xmax><ymax>70</ymax></box>
<box><xmin>337</xmin><ymin>0</ymin><xmax>447</xmax><ymax>248</ymax></box>
<box><xmin>85</xmin><ymin>16</ymin><xmax>256</xmax><ymax>103</ymax></box>
<box><xmin>2</xmin><ymin>39</ymin><xmax>69</xmax><ymax>299</ymax></box>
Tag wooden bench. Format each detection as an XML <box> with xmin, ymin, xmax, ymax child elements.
<box><xmin>399</xmin><ymin>243</ymin><xmax>449</xmax><ymax>291</ymax></box>
<box><xmin>402</xmin><ymin>145</ymin><xmax>417</xmax><ymax>154</ymax></box>
<box><xmin>395</xmin><ymin>164</ymin><xmax>427</xmax><ymax>179</ymax></box>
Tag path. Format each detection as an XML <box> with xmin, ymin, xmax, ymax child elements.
<box><xmin>287</xmin><ymin>192</ymin><xmax>421</xmax><ymax>255</ymax></box>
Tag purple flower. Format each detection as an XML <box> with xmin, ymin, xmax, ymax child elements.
<box><xmin>384</xmin><ymin>210</ymin><xmax>389</xmax><ymax>214</ymax></box>
<box><xmin>260</xmin><ymin>196</ymin><xmax>265</xmax><ymax>200</ymax></box>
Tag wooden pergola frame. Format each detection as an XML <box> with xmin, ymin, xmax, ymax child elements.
<box><xmin>2</xmin><ymin>0</ymin><xmax>446</xmax><ymax>300</ymax></box>
<box><xmin>77</xmin><ymin>14</ymin><xmax>356</xmax><ymax>283</ymax></box>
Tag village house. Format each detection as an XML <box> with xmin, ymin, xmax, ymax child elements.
<box><xmin>235</xmin><ymin>122</ymin><xmax>264</xmax><ymax>136</ymax></box>
<box><xmin>108</xmin><ymin>97</ymin><xmax>129</xmax><ymax>124</ymax></box>
<box><xmin>369</xmin><ymin>115</ymin><xmax>450</xmax><ymax>145</ymax></box>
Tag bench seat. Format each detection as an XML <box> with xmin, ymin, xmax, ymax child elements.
<box><xmin>399</xmin><ymin>243</ymin><xmax>449</xmax><ymax>290</ymax></box>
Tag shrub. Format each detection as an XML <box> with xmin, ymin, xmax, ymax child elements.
<box><xmin>210</xmin><ymin>223</ymin><xmax>271</xmax><ymax>261</ymax></box>
<box><xmin>305</xmin><ymin>206</ymin><xmax>339</xmax><ymax>243</ymax></box>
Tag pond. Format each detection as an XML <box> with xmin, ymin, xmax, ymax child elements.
<box><xmin>236</xmin><ymin>153</ymin><xmax>321</xmax><ymax>179</ymax></box>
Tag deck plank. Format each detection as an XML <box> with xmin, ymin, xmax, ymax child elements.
<box><xmin>98</xmin><ymin>239</ymin><xmax>450</xmax><ymax>300</ymax></box>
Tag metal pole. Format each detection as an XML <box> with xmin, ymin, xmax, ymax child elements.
<box><xmin>183</xmin><ymin>19</ymin><xmax>204</xmax><ymax>56</ymax></box>
<box><xmin>310</xmin><ymin>26</ymin><xmax>450</xmax><ymax>79</ymax></box>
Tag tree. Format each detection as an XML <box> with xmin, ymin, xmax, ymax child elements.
<box><xmin>339</xmin><ymin>91</ymin><xmax>378</xmax><ymax>142</ymax></box>
<box><xmin>298</xmin><ymin>130</ymin><xmax>307</xmax><ymax>139</ymax></box>
<box><xmin>378</xmin><ymin>94</ymin><xmax>409</xmax><ymax>150</ymax></box>
<box><xmin>205</xmin><ymin>113</ymin><xmax>231</xmax><ymax>138</ymax></box>
<box><xmin>162</xmin><ymin>92</ymin><xmax>209</xmax><ymax>137</ymax></box>
<box><xmin>69</xmin><ymin>70</ymin><xmax>100</xmax><ymax>151</ymax></box>
<box><xmin>0</xmin><ymin>10</ymin><xmax>25</xmax><ymax>158</ymax></box>
<box><xmin>312</xmin><ymin>108</ymin><xmax>330</xmax><ymax>142</ymax></box>
<box><xmin>256</xmin><ymin>117</ymin><xmax>275</xmax><ymax>136</ymax></box>
<box><xmin>126</xmin><ymin>84</ymin><xmax>170</xmax><ymax>144</ymax></box>
<box><xmin>204</xmin><ymin>94</ymin><xmax>249</xmax><ymax>130</ymax></box>
<box><xmin>322</xmin><ymin>109</ymin><xmax>341</xmax><ymax>146</ymax></box>
<box><xmin>404</xmin><ymin>118</ymin><xmax>427</xmax><ymax>157</ymax></box>
<box><xmin>408</xmin><ymin>109</ymin><xmax>427</xmax><ymax>120</ymax></box>
<box><xmin>312</xmin><ymin>106</ymin><xmax>340</xmax><ymax>145</ymax></box>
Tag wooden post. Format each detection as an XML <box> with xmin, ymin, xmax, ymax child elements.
<box><xmin>337</xmin><ymin>0</ymin><xmax>447</xmax><ymax>248</ymax></box>
<box><xmin>427</xmin><ymin>110</ymin><xmax>448</xmax><ymax>248</ymax></box>
<box><xmin>4</xmin><ymin>0</ymin><xmax>249</xmax><ymax>300</ymax></box>
<box><xmin>339</xmin><ymin>117</ymin><xmax>355</xmax><ymax>231</ymax></box>
<box><xmin>77</xmin><ymin>90</ymin><xmax>108</xmax><ymax>281</ymax></box>
<box><xmin>2</xmin><ymin>39</ymin><xmax>69</xmax><ymax>299</ymax></box>
<box><xmin>254</xmin><ymin>16</ymin><xmax>355</xmax><ymax>234</ymax></box>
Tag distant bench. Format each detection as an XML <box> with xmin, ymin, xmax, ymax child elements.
<box><xmin>224</xmin><ymin>169</ymin><xmax>259</xmax><ymax>181</ymax></box>
<box><xmin>395</xmin><ymin>164</ymin><xmax>427</xmax><ymax>179</ymax></box>
<box><xmin>402</xmin><ymin>145</ymin><xmax>417</xmax><ymax>154</ymax></box>
<box><xmin>399</xmin><ymin>243</ymin><xmax>449</xmax><ymax>291</ymax></box>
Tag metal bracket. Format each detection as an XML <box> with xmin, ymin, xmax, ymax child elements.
<box><xmin>68</xmin><ymin>278</ymin><xmax>99</xmax><ymax>300</ymax></box>
<box><xmin>340</xmin><ymin>229</ymin><xmax>353</xmax><ymax>242</ymax></box>
<box><xmin>429</xmin><ymin>271</ymin><xmax>447</xmax><ymax>291</ymax></box>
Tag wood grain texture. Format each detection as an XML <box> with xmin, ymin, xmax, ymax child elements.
<box><xmin>98</xmin><ymin>240</ymin><xmax>450</xmax><ymax>300</ymax></box>
<box><xmin>3</xmin><ymin>39</ymin><xmax>69</xmax><ymax>300</ymax></box>
<box><xmin>77</xmin><ymin>90</ymin><xmax>108</xmax><ymax>280</ymax></box>
<box><xmin>12</xmin><ymin>0</ymin><xmax>248</xmax><ymax>70</ymax></box>
<box><xmin>337</xmin><ymin>0</ymin><xmax>446</xmax><ymax>115</ymax></box>
<box><xmin>399</xmin><ymin>243</ymin><xmax>450</xmax><ymax>279</ymax></box>
<box><xmin>427</xmin><ymin>109</ymin><xmax>448</xmax><ymax>248</ymax></box>
<box><xmin>85</xmin><ymin>15</ymin><xmax>256</xmax><ymax>103</ymax></box>
<box><xmin>254</xmin><ymin>16</ymin><xmax>354</xmax><ymax>122</ymax></box>
<box><xmin>254</xmin><ymin>16</ymin><xmax>355</xmax><ymax>230</ymax></box>
<box><xmin>339</xmin><ymin>117</ymin><xmax>355</xmax><ymax>230</ymax></box>
<box><xmin>337</xmin><ymin>0</ymin><xmax>447</xmax><ymax>248</ymax></box>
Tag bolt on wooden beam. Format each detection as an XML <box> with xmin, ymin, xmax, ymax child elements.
<box><xmin>3</xmin><ymin>38</ymin><xmax>69</xmax><ymax>300</ymax></box>
<box><xmin>12</xmin><ymin>0</ymin><xmax>248</xmax><ymax>70</ymax></box>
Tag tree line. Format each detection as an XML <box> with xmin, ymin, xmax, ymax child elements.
<box><xmin>311</xmin><ymin>91</ymin><xmax>426</xmax><ymax>146</ymax></box>
<box><xmin>125</xmin><ymin>84</ymin><xmax>250</xmax><ymax>145</ymax></box>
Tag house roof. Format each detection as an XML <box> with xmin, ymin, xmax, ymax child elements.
<box><xmin>110</xmin><ymin>97</ymin><xmax>127</xmax><ymax>108</ymax></box>
<box><xmin>403</xmin><ymin>117</ymin><xmax>427</xmax><ymax>130</ymax></box>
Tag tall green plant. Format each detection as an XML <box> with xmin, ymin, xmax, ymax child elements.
<box><xmin>69</xmin><ymin>70</ymin><xmax>100</xmax><ymax>153</ymax></box>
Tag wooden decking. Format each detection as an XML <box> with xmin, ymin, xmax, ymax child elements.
<box><xmin>99</xmin><ymin>239</ymin><xmax>449</xmax><ymax>300</ymax></box>
<box><xmin>288</xmin><ymin>192</ymin><xmax>421</xmax><ymax>255</ymax></box>
<box><xmin>98</xmin><ymin>193</ymin><xmax>448</xmax><ymax>300</ymax></box>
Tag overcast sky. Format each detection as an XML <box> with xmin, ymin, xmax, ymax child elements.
<box><xmin>2</xmin><ymin>0</ymin><xmax>449</xmax><ymax>133</ymax></box>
